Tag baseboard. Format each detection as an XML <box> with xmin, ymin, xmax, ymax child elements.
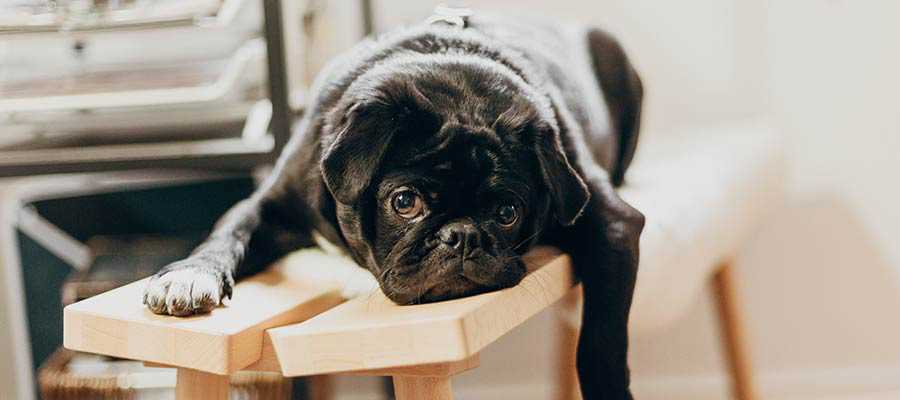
<box><xmin>760</xmin><ymin>364</ymin><xmax>900</xmax><ymax>399</ymax></box>
<box><xmin>454</xmin><ymin>381</ymin><xmax>553</xmax><ymax>400</ymax></box>
<box><xmin>632</xmin><ymin>364</ymin><xmax>900</xmax><ymax>400</ymax></box>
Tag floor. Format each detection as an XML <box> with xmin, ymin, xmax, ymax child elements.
<box><xmin>782</xmin><ymin>393</ymin><xmax>900</xmax><ymax>400</ymax></box>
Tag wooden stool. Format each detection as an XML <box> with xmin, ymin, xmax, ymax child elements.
<box><xmin>64</xmin><ymin>247</ymin><xmax>572</xmax><ymax>399</ymax></box>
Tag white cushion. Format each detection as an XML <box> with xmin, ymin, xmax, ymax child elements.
<box><xmin>623</xmin><ymin>120</ymin><xmax>786</xmax><ymax>334</ymax></box>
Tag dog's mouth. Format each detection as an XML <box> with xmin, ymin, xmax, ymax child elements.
<box><xmin>380</xmin><ymin>256</ymin><xmax>527</xmax><ymax>305</ymax></box>
<box><xmin>418</xmin><ymin>273</ymin><xmax>491</xmax><ymax>303</ymax></box>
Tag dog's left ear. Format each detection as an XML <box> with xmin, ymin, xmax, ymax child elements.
<box><xmin>533</xmin><ymin>124</ymin><xmax>591</xmax><ymax>226</ymax></box>
<box><xmin>321</xmin><ymin>82</ymin><xmax>438</xmax><ymax>204</ymax></box>
<box><xmin>321</xmin><ymin>101</ymin><xmax>397</xmax><ymax>205</ymax></box>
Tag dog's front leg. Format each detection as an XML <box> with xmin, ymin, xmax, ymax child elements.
<box><xmin>552</xmin><ymin>168</ymin><xmax>644</xmax><ymax>400</ymax></box>
<box><xmin>143</xmin><ymin>187</ymin><xmax>313</xmax><ymax>316</ymax></box>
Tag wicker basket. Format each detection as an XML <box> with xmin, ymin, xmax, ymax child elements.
<box><xmin>39</xmin><ymin>349</ymin><xmax>292</xmax><ymax>400</ymax></box>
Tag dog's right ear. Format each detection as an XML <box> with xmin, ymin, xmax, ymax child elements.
<box><xmin>320</xmin><ymin>101</ymin><xmax>397</xmax><ymax>205</ymax></box>
<box><xmin>533</xmin><ymin>123</ymin><xmax>591</xmax><ymax>226</ymax></box>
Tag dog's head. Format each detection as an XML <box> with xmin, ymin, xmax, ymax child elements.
<box><xmin>320</xmin><ymin>56</ymin><xmax>589</xmax><ymax>304</ymax></box>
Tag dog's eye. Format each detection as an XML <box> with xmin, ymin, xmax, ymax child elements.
<box><xmin>391</xmin><ymin>189</ymin><xmax>425</xmax><ymax>219</ymax></box>
<box><xmin>495</xmin><ymin>204</ymin><xmax>518</xmax><ymax>226</ymax></box>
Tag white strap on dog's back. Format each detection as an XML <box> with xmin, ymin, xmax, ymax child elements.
<box><xmin>426</xmin><ymin>3</ymin><xmax>473</xmax><ymax>29</ymax></box>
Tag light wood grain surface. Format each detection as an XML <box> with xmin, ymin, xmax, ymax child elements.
<box><xmin>63</xmin><ymin>252</ymin><xmax>350</xmax><ymax>374</ymax></box>
<box><xmin>176</xmin><ymin>368</ymin><xmax>230</xmax><ymax>400</ymax></box>
<box><xmin>393</xmin><ymin>376</ymin><xmax>453</xmax><ymax>400</ymax></box>
<box><xmin>265</xmin><ymin>247</ymin><xmax>573</xmax><ymax>377</ymax></box>
<box><xmin>64</xmin><ymin>243</ymin><xmax>573</xmax><ymax>377</ymax></box>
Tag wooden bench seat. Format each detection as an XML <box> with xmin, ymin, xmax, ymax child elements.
<box><xmin>64</xmin><ymin>246</ymin><xmax>571</xmax><ymax>399</ymax></box>
<box><xmin>64</xmin><ymin>247</ymin><xmax>571</xmax><ymax>376</ymax></box>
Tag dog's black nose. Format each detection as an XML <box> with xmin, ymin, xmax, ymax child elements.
<box><xmin>438</xmin><ymin>221</ymin><xmax>480</xmax><ymax>254</ymax></box>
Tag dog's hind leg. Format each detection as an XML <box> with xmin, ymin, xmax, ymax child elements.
<box><xmin>546</xmin><ymin>165</ymin><xmax>643</xmax><ymax>400</ymax></box>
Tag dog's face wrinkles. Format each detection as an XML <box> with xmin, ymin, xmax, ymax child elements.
<box><xmin>368</xmin><ymin>125</ymin><xmax>544</xmax><ymax>304</ymax></box>
<box><xmin>321</xmin><ymin>59</ymin><xmax>587</xmax><ymax>305</ymax></box>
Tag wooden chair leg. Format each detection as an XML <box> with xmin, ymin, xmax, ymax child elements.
<box><xmin>555</xmin><ymin>266</ymin><xmax>758</xmax><ymax>400</ymax></box>
<box><xmin>176</xmin><ymin>368</ymin><xmax>230</xmax><ymax>400</ymax></box>
<box><xmin>712</xmin><ymin>261</ymin><xmax>759</xmax><ymax>400</ymax></box>
<box><xmin>392</xmin><ymin>376</ymin><xmax>453</xmax><ymax>400</ymax></box>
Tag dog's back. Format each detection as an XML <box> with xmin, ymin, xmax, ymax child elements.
<box><xmin>464</xmin><ymin>15</ymin><xmax>642</xmax><ymax>185</ymax></box>
<box><xmin>301</xmin><ymin>14</ymin><xmax>642</xmax><ymax>188</ymax></box>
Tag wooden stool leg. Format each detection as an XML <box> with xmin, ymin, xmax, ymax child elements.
<box><xmin>556</xmin><ymin>288</ymin><xmax>582</xmax><ymax>400</ymax></box>
<box><xmin>308</xmin><ymin>375</ymin><xmax>334</xmax><ymax>400</ymax></box>
<box><xmin>176</xmin><ymin>368</ymin><xmax>230</xmax><ymax>400</ymax></box>
<box><xmin>392</xmin><ymin>376</ymin><xmax>453</xmax><ymax>400</ymax></box>
<box><xmin>712</xmin><ymin>262</ymin><xmax>758</xmax><ymax>400</ymax></box>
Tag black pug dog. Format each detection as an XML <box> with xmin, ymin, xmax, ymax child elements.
<box><xmin>143</xmin><ymin>12</ymin><xmax>644</xmax><ymax>400</ymax></box>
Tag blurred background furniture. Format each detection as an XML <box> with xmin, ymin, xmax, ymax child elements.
<box><xmin>38</xmin><ymin>348</ymin><xmax>292</xmax><ymax>400</ymax></box>
<box><xmin>556</xmin><ymin>121</ymin><xmax>785</xmax><ymax>400</ymax></box>
<box><xmin>0</xmin><ymin>0</ymin><xmax>298</xmax><ymax>176</ymax></box>
<box><xmin>0</xmin><ymin>171</ymin><xmax>257</xmax><ymax>399</ymax></box>
<box><xmin>0</xmin><ymin>1</ymin><xmax>374</xmax><ymax>398</ymax></box>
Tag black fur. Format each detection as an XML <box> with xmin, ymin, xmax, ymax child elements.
<box><xmin>144</xmin><ymin>15</ymin><xmax>643</xmax><ymax>400</ymax></box>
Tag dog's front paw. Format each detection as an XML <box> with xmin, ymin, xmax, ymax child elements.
<box><xmin>143</xmin><ymin>260</ymin><xmax>234</xmax><ymax>316</ymax></box>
